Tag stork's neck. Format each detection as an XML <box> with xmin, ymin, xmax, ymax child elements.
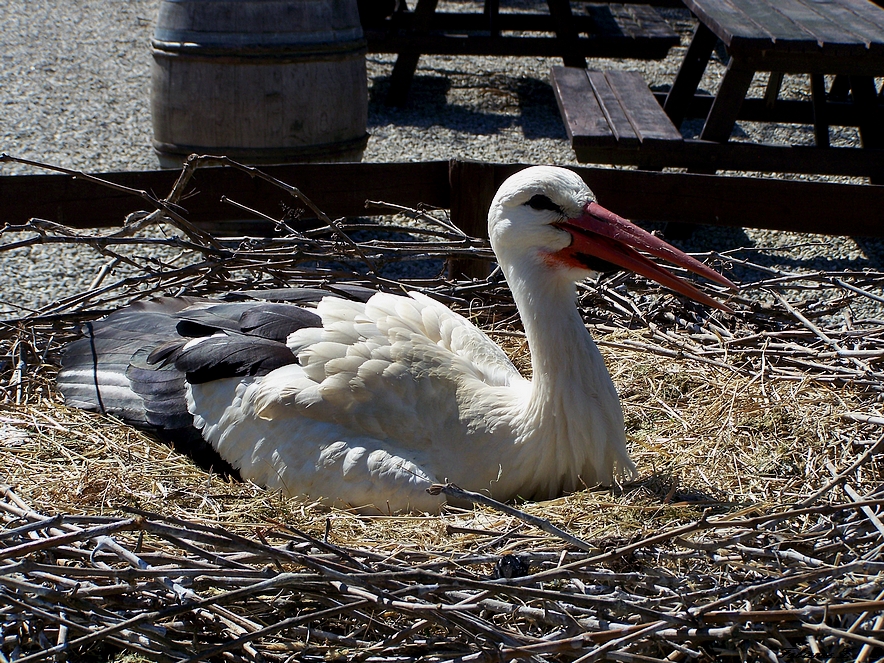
<box><xmin>505</xmin><ymin>261</ymin><xmax>605</xmax><ymax>408</ymax></box>
<box><xmin>500</xmin><ymin>257</ymin><xmax>631</xmax><ymax>495</ymax></box>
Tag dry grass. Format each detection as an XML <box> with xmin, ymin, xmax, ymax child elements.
<box><xmin>2</xmin><ymin>156</ymin><xmax>884</xmax><ymax>662</ymax></box>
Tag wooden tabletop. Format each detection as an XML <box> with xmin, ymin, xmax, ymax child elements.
<box><xmin>682</xmin><ymin>0</ymin><xmax>884</xmax><ymax>73</ymax></box>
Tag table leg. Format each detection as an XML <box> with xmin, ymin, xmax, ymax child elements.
<box><xmin>850</xmin><ymin>76</ymin><xmax>884</xmax><ymax>149</ymax></box>
<box><xmin>484</xmin><ymin>0</ymin><xmax>500</xmax><ymax>38</ymax></box>
<box><xmin>699</xmin><ymin>59</ymin><xmax>755</xmax><ymax>143</ymax></box>
<box><xmin>810</xmin><ymin>74</ymin><xmax>830</xmax><ymax>148</ymax></box>
<box><xmin>829</xmin><ymin>75</ymin><xmax>851</xmax><ymax>102</ymax></box>
<box><xmin>763</xmin><ymin>72</ymin><xmax>783</xmax><ymax>108</ymax></box>
<box><xmin>546</xmin><ymin>0</ymin><xmax>585</xmax><ymax>68</ymax></box>
<box><xmin>664</xmin><ymin>22</ymin><xmax>723</xmax><ymax>224</ymax></box>
<box><xmin>850</xmin><ymin>76</ymin><xmax>884</xmax><ymax>184</ymax></box>
<box><xmin>387</xmin><ymin>0</ymin><xmax>440</xmax><ymax>106</ymax></box>
<box><xmin>663</xmin><ymin>22</ymin><xmax>718</xmax><ymax>128</ymax></box>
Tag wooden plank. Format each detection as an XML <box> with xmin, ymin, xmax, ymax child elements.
<box><xmin>736</xmin><ymin>51</ymin><xmax>884</xmax><ymax>76</ymax></box>
<box><xmin>485</xmin><ymin>0</ymin><xmax>500</xmax><ymax>37</ymax></box>
<box><xmin>763</xmin><ymin>71</ymin><xmax>784</xmax><ymax>107</ymax></box>
<box><xmin>569</xmin><ymin>165</ymin><xmax>884</xmax><ymax>236</ymax></box>
<box><xmin>341</xmin><ymin>162</ymin><xmax>884</xmax><ymax>239</ymax></box>
<box><xmin>686</xmin><ymin>0</ymin><xmax>884</xmax><ymax>59</ymax></box>
<box><xmin>603</xmin><ymin>70</ymin><xmax>683</xmax><ymax>145</ymax></box>
<box><xmin>447</xmin><ymin>163</ymin><xmax>884</xmax><ymax>237</ymax></box>
<box><xmin>366</xmin><ymin>11</ymin><xmax>593</xmax><ymax>33</ymax></box>
<box><xmin>367</xmin><ymin>33</ymin><xmax>674</xmax><ymax>58</ymax></box>
<box><xmin>586</xmin><ymin>71</ymin><xmax>640</xmax><ymax>147</ymax></box>
<box><xmin>448</xmin><ymin>160</ymin><xmax>496</xmax><ymax>278</ymax></box>
<box><xmin>681</xmin><ymin>0</ymin><xmax>778</xmax><ymax>47</ymax></box>
<box><xmin>365</xmin><ymin>4</ymin><xmax>678</xmax><ymax>60</ymax></box>
<box><xmin>3</xmin><ymin>159</ymin><xmax>884</xmax><ymax>239</ymax></box>
<box><xmin>837</xmin><ymin>0</ymin><xmax>884</xmax><ymax>34</ymax></box>
<box><xmin>550</xmin><ymin>67</ymin><xmax>617</xmax><ymax>148</ymax></box>
<box><xmin>570</xmin><ymin>136</ymin><xmax>884</xmax><ymax>179</ymax></box>
<box><xmin>738</xmin><ymin>0</ymin><xmax>845</xmax><ymax>45</ymax></box>
<box><xmin>364</xmin><ymin>6</ymin><xmax>678</xmax><ymax>39</ymax></box>
<box><xmin>802</xmin><ymin>0</ymin><xmax>884</xmax><ymax>49</ymax></box>
<box><xmin>603</xmin><ymin>4</ymin><xmax>678</xmax><ymax>40</ymax></box>
<box><xmin>0</xmin><ymin>162</ymin><xmax>453</xmax><ymax>230</ymax></box>
<box><xmin>653</xmin><ymin>90</ymin><xmax>881</xmax><ymax>126</ymax></box>
<box><xmin>769</xmin><ymin>0</ymin><xmax>876</xmax><ymax>54</ymax></box>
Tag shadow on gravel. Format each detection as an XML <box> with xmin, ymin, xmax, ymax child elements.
<box><xmin>368</xmin><ymin>73</ymin><xmax>511</xmax><ymax>133</ymax></box>
<box><xmin>368</xmin><ymin>73</ymin><xmax>450</xmax><ymax>113</ymax></box>
<box><xmin>367</xmin><ymin>72</ymin><xmax>567</xmax><ymax>141</ymax></box>
<box><xmin>850</xmin><ymin>237</ymin><xmax>884</xmax><ymax>270</ymax></box>
<box><xmin>515</xmin><ymin>77</ymin><xmax>569</xmax><ymax>141</ymax></box>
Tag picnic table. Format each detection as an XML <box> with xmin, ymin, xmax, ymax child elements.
<box><xmin>552</xmin><ymin>0</ymin><xmax>884</xmax><ymax>180</ymax></box>
<box><xmin>365</xmin><ymin>0</ymin><xmax>680</xmax><ymax>105</ymax></box>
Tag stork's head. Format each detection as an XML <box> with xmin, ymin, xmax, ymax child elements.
<box><xmin>488</xmin><ymin>166</ymin><xmax>736</xmax><ymax>311</ymax></box>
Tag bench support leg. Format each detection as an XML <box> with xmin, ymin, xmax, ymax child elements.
<box><xmin>484</xmin><ymin>0</ymin><xmax>500</xmax><ymax>37</ymax></box>
<box><xmin>851</xmin><ymin>76</ymin><xmax>884</xmax><ymax>149</ymax></box>
<box><xmin>764</xmin><ymin>72</ymin><xmax>783</xmax><ymax>108</ymax></box>
<box><xmin>810</xmin><ymin>73</ymin><xmax>830</xmax><ymax>148</ymax></box>
<box><xmin>663</xmin><ymin>22</ymin><xmax>718</xmax><ymax>128</ymax></box>
<box><xmin>700</xmin><ymin>59</ymin><xmax>754</xmax><ymax>143</ymax></box>
<box><xmin>547</xmin><ymin>0</ymin><xmax>586</xmax><ymax>67</ymax></box>
<box><xmin>386</xmin><ymin>0</ymin><xmax>440</xmax><ymax>106</ymax></box>
<box><xmin>850</xmin><ymin>75</ymin><xmax>884</xmax><ymax>184</ymax></box>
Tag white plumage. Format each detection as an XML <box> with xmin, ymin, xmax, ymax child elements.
<box><xmin>58</xmin><ymin>166</ymin><xmax>734</xmax><ymax>512</ymax></box>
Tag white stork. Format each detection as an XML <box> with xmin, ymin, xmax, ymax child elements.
<box><xmin>58</xmin><ymin>166</ymin><xmax>735</xmax><ymax>512</ymax></box>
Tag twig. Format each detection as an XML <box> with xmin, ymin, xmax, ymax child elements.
<box><xmin>427</xmin><ymin>483</ymin><xmax>597</xmax><ymax>552</ymax></box>
<box><xmin>0</xmin><ymin>154</ymin><xmax>221</xmax><ymax>249</ymax></box>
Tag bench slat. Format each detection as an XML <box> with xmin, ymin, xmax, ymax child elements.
<box><xmin>550</xmin><ymin>66</ymin><xmax>616</xmax><ymax>148</ymax></box>
<box><xmin>604</xmin><ymin>70</ymin><xmax>684</xmax><ymax>145</ymax></box>
<box><xmin>586</xmin><ymin>70</ymin><xmax>641</xmax><ymax>148</ymax></box>
<box><xmin>552</xmin><ymin>66</ymin><xmax>683</xmax><ymax>156</ymax></box>
<box><xmin>606</xmin><ymin>4</ymin><xmax>679</xmax><ymax>41</ymax></box>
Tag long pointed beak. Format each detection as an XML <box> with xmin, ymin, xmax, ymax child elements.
<box><xmin>559</xmin><ymin>202</ymin><xmax>738</xmax><ymax>312</ymax></box>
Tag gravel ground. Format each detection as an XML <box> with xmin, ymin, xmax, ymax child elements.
<box><xmin>1</xmin><ymin>0</ymin><xmax>881</xmax><ymax>315</ymax></box>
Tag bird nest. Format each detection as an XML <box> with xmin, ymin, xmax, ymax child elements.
<box><xmin>3</xmin><ymin>156</ymin><xmax>884</xmax><ymax>662</ymax></box>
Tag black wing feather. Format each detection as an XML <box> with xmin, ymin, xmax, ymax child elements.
<box><xmin>174</xmin><ymin>302</ymin><xmax>264</xmax><ymax>336</ymax></box>
<box><xmin>56</xmin><ymin>291</ymin><xmax>341</xmax><ymax>474</ymax></box>
<box><xmin>173</xmin><ymin>301</ymin><xmax>322</xmax><ymax>341</ymax></box>
<box><xmin>174</xmin><ymin>333</ymin><xmax>298</xmax><ymax>384</ymax></box>
<box><xmin>238</xmin><ymin>303</ymin><xmax>321</xmax><ymax>341</ymax></box>
<box><xmin>222</xmin><ymin>285</ymin><xmax>375</xmax><ymax>304</ymax></box>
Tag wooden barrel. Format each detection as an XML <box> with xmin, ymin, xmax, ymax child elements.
<box><xmin>150</xmin><ymin>0</ymin><xmax>368</xmax><ymax>167</ymax></box>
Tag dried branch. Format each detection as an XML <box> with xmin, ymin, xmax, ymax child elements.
<box><xmin>427</xmin><ymin>483</ymin><xmax>597</xmax><ymax>552</ymax></box>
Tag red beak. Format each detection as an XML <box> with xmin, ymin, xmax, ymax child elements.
<box><xmin>557</xmin><ymin>202</ymin><xmax>738</xmax><ymax>312</ymax></box>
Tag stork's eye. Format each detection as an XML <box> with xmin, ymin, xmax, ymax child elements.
<box><xmin>525</xmin><ymin>194</ymin><xmax>562</xmax><ymax>214</ymax></box>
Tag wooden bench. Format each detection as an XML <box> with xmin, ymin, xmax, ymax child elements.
<box><xmin>551</xmin><ymin>66</ymin><xmax>683</xmax><ymax>168</ymax></box>
<box><xmin>367</xmin><ymin>2</ymin><xmax>679</xmax><ymax>105</ymax></box>
<box><xmin>551</xmin><ymin>66</ymin><xmax>884</xmax><ymax>179</ymax></box>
